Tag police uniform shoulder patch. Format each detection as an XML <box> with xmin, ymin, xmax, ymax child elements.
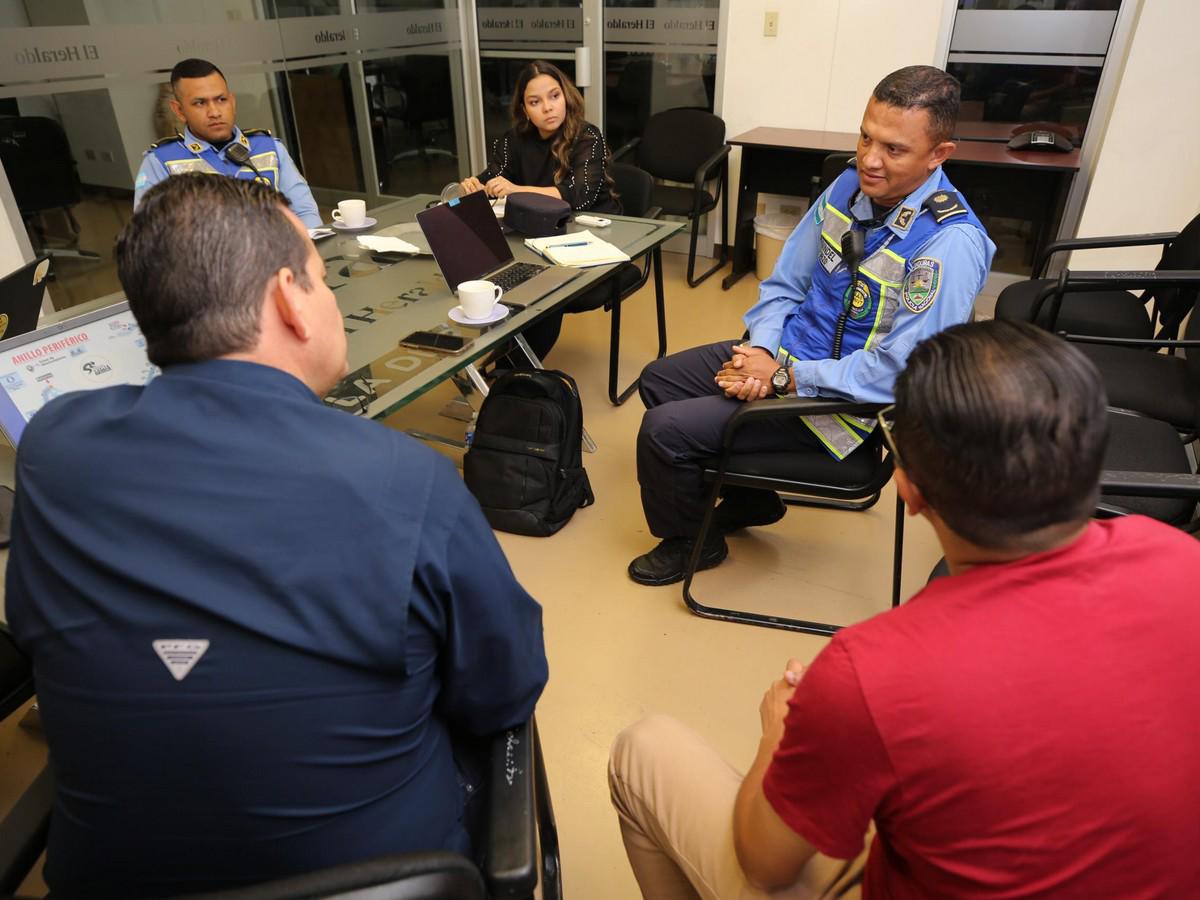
<box><xmin>242</xmin><ymin>127</ymin><xmax>274</xmax><ymax>138</ymax></box>
<box><xmin>902</xmin><ymin>257</ymin><xmax>941</xmax><ymax>314</ymax></box>
<box><xmin>923</xmin><ymin>190</ymin><xmax>968</xmax><ymax>224</ymax></box>
<box><xmin>148</xmin><ymin>134</ymin><xmax>183</xmax><ymax>150</ymax></box>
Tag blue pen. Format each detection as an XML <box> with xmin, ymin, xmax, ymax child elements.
<box><xmin>554</xmin><ymin>241</ymin><xmax>589</xmax><ymax>248</ymax></box>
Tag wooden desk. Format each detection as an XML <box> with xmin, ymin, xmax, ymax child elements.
<box><xmin>723</xmin><ymin>127</ymin><xmax>1080</xmax><ymax>288</ymax></box>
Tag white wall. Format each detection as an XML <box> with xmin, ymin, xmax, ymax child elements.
<box><xmin>718</xmin><ymin>0</ymin><xmax>946</xmax><ymax>226</ymax></box>
<box><xmin>1068</xmin><ymin>0</ymin><xmax>1200</xmax><ymax>270</ymax></box>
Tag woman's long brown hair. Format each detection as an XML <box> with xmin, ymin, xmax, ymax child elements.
<box><xmin>510</xmin><ymin>60</ymin><xmax>593</xmax><ymax>185</ymax></box>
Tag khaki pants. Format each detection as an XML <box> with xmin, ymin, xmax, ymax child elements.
<box><xmin>609</xmin><ymin>714</ymin><xmax>867</xmax><ymax>900</ymax></box>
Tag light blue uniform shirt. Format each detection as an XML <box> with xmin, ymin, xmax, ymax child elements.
<box><xmin>745</xmin><ymin>167</ymin><xmax>996</xmax><ymax>403</ymax></box>
<box><xmin>134</xmin><ymin>126</ymin><xmax>322</xmax><ymax>228</ymax></box>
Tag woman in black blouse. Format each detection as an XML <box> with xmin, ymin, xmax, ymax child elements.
<box><xmin>462</xmin><ymin>60</ymin><xmax>619</xmax><ymax>214</ymax></box>
<box><xmin>462</xmin><ymin>61</ymin><xmax>621</xmax><ymax>363</ymax></box>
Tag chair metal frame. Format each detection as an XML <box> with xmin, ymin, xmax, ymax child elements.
<box><xmin>601</xmin><ymin>163</ymin><xmax>667</xmax><ymax>406</ymax></box>
<box><xmin>1013</xmin><ymin>222</ymin><xmax>1200</xmax><ymax>340</ymax></box>
<box><xmin>682</xmin><ymin>399</ymin><xmax>904</xmax><ymax>635</ymax></box>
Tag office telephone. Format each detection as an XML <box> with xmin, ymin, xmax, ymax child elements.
<box><xmin>1007</xmin><ymin>130</ymin><xmax>1074</xmax><ymax>153</ymax></box>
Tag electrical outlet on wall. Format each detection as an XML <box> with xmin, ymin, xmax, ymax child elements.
<box><xmin>763</xmin><ymin>11</ymin><xmax>779</xmax><ymax>37</ymax></box>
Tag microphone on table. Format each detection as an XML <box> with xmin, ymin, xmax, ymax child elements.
<box><xmin>225</xmin><ymin>142</ymin><xmax>270</xmax><ymax>186</ymax></box>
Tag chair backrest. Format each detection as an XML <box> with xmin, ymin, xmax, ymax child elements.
<box><xmin>637</xmin><ymin>108</ymin><xmax>726</xmax><ymax>184</ymax></box>
<box><xmin>611</xmin><ymin>163</ymin><xmax>654</xmax><ymax>218</ymax></box>
<box><xmin>1151</xmin><ymin>212</ymin><xmax>1200</xmax><ymax>335</ymax></box>
<box><xmin>0</xmin><ymin>116</ymin><xmax>81</xmax><ymax>215</ymax></box>
<box><xmin>0</xmin><ymin>630</ymin><xmax>34</xmax><ymax>722</ymax></box>
<box><xmin>811</xmin><ymin>152</ymin><xmax>855</xmax><ymax>203</ymax></box>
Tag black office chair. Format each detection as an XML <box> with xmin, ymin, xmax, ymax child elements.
<box><xmin>1097</xmin><ymin>410</ymin><xmax>1200</xmax><ymax>532</ymax></box>
<box><xmin>993</xmin><ymin>213</ymin><xmax>1200</xmax><ymax>341</ymax></box>
<box><xmin>682</xmin><ymin>399</ymin><xmax>903</xmax><ymax>634</ymax></box>
<box><xmin>0</xmin><ymin>713</ymin><xmax>561</xmax><ymax>900</ymax></box>
<box><xmin>0</xmin><ymin>117</ymin><xmax>100</xmax><ymax>264</ymax></box>
<box><xmin>616</xmin><ymin>108</ymin><xmax>730</xmax><ymax>287</ymax></box>
<box><xmin>566</xmin><ymin>163</ymin><xmax>666</xmax><ymax>405</ymax></box>
<box><xmin>1048</xmin><ymin>270</ymin><xmax>1200</xmax><ymax>441</ymax></box>
<box><xmin>810</xmin><ymin>152</ymin><xmax>855</xmax><ymax>205</ymax></box>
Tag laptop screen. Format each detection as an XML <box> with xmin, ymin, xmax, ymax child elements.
<box><xmin>0</xmin><ymin>256</ymin><xmax>51</xmax><ymax>342</ymax></box>
<box><xmin>0</xmin><ymin>301</ymin><xmax>159</xmax><ymax>447</ymax></box>
<box><xmin>417</xmin><ymin>191</ymin><xmax>514</xmax><ymax>292</ymax></box>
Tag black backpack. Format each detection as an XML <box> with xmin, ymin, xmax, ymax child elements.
<box><xmin>464</xmin><ymin>369</ymin><xmax>594</xmax><ymax>536</ymax></box>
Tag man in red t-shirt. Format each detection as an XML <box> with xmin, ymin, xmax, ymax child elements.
<box><xmin>609</xmin><ymin>320</ymin><xmax>1200</xmax><ymax>899</ymax></box>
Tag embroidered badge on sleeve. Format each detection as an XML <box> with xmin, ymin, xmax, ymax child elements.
<box><xmin>902</xmin><ymin>257</ymin><xmax>941</xmax><ymax>313</ymax></box>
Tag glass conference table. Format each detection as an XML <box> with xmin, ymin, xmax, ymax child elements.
<box><xmin>318</xmin><ymin>195</ymin><xmax>681</xmax><ymax>448</ymax></box>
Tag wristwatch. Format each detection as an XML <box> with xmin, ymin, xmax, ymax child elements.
<box><xmin>771</xmin><ymin>365</ymin><xmax>790</xmax><ymax>396</ymax></box>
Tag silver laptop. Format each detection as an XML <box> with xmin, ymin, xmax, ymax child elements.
<box><xmin>0</xmin><ymin>301</ymin><xmax>159</xmax><ymax>447</ymax></box>
<box><xmin>416</xmin><ymin>190</ymin><xmax>580</xmax><ymax>308</ymax></box>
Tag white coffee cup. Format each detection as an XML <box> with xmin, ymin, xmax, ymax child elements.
<box><xmin>458</xmin><ymin>280</ymin><xmax>503</xmax><ymax>319</ymax></box>
<box><xmin>332</xmin><ymin>199</ymin><xmax>367</xmax><ymax>227</ymax></box>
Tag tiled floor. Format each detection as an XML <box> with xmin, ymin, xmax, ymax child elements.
<box><xmin>0</xmin><ymin>247</ymin><xmax>1002</xmax><ymax>898</ymax></box>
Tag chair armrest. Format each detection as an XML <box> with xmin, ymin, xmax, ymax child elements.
<box><xmin>721</xmin><ymin>398</ymin><xmax>884</xmax><ymax>451</ymax></box>
<box><xmin>692</xmin><ymin>144</ymin><xmax>731</xmax><ymax>193</ymax></box>
<box><xmin>612</xmin><ymin>137</ymin><xmax>640</xmax><ymax>162</ymax></box>
<box><xmin>484</xmin><ymin>718</ymin><xmax>537</xmax><ymax>898</ymax></box>
<box><xmin>1033</xmin><ymin>231</ymin><xmax>1178</xmax><ymax>277</ymax></box>
<box><xmin>1032</xmin><ymin>269</ymin><xmax>1200</xmax><ymax>330</ymax></box>
<box><xmin>0</xmin><ymin>765</ymin><xmax>53</xmax><ymax>895</ymax></box>
<box><xmin>1061</xmin><ymin>333</ymin><xmax>1200</xmax><ymax>349</ymax></box>
<box><xmin>1100</xmin><ymin>470</ymin><xmax>1200</xmax><ymax>500</ymax></box>
<box><xmin>644</xmin><ymin>205</ymin><xmax>663</xmax><ymax>221</ymax></box>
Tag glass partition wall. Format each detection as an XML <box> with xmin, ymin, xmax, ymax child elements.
<box><xmin>0</xmin><ymin>0</ymin><xmax>469</xmax><ymax>311</ymax></box>
<box><xmin>0</xmin><ymin>0</ymin><xmax>731</xmax><ymax>312</ymax></box>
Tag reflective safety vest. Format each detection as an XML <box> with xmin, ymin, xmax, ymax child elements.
<box><xmin>780</xmin><ymin>169</ymin><xmax>985</xmax><ymax>459</ymax></box>
<box><xmin>149</xmin><ymin>129</ymin><xmax>281</xmax><ymax>188</ymax></box>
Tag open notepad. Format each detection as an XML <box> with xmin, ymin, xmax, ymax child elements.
<box><xmin>524</xmin><ymin>230</ymin><xmax>631</xmax><ymax>268</ymax></box>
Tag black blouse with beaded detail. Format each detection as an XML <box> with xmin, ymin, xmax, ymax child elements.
<box><xmin>477</xmin><ymin>123</ymin><xmax>620</xmax><ymax>214</ymax></box>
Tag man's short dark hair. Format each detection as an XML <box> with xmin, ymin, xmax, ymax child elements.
<box><xmin>872</xmin><ymin>66</ymin><xmax>960</xmax><ymax>144</ymax></box>
<box><xmin>892</xmin><ymin>320</ymin><xmax>1108</xmax><ymax>549</ymax></box>
<box><xmin>170</xmin><ymin>58</ymin><xmax>225</xmax><ymax>93</ymax></box>
<box><xmin>116</xmin><ymin>175</ymin><xmax>311</xmax><ymax>367</ymax></box>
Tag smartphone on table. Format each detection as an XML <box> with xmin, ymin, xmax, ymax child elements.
<box><xmin>398</xmin><ymin>330</ymin><xmax>470</xmax><ymax>354</ymax></box>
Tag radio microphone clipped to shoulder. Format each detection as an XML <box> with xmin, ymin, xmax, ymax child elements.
<box><xmin>225</xmin><ymin>141</ymin><xmax>270</xmax><ymax>186</ymax></box>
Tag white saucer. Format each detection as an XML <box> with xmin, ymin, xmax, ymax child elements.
<box><xmin>332</xmin><ymin>217</ymin><xmax>378</xmax><ymax>232</ymax></box>
<box><xmin>449</xmin><ymin>304</ymin><xmax>509</xmax><ymax>327</ymax></box>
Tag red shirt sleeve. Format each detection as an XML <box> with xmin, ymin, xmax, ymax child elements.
<box><xmin>761</xmin><ymin>636</ymin><xmax>897</xmax><ymax>859</ymax></box>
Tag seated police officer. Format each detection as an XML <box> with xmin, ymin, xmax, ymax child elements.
<box><xmin>628</xmin><ymin>65</ymin><xmax>996</xmax><ymax>585</ymax></box>
<box><xmin>6</xmin><ymin>175</ymin><xmax>547</xmax><ymax>897</ymax></box>
<box><xmin>134</xmin><ymin>58</ymin><xmax>322</xmax><ymax>227</ymax></box>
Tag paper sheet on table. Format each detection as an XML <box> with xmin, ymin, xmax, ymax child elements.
<box><xmin>357</xmin><ymin>235</ymin><xmax>422</xmax><ymax>254</ymax></box>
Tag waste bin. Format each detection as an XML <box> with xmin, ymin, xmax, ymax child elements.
<box><xmin>754</xmin><ymin>212</ymin><xmax>801</xmax><ymax>280</ymax></box>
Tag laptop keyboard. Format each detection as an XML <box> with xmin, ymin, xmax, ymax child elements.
<box><xmin>492</xmin><ymin>262</ymin><xmax>547</xmax><ymax>293</ymax></box>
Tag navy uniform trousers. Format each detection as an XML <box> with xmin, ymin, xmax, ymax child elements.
<box><xmin>637</xmin><ymin>339</ymin><xmax>828</xmax><ymax>540</ymax></box>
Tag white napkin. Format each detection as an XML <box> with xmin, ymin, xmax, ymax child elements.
<box><xmin>357</xmin><ymin>235</ymin><xmax>421</xmax><ymax>254</ymax></box>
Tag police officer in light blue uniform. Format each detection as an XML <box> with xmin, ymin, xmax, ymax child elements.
<box><xmin>628</xmin><ymin>65</ymin><xmax>996</xmax><ymax>586</ymax></box>
<box><xmin>134</xmin><ymin>58</ymin><xmax>321</xmax><ymax>229</ymax></box>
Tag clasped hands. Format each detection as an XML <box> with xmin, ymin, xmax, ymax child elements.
<box><xmin>460</xmin><ymin>175</ymin><xmax>518</xmax><ymax>199</ymax></box>
<box><xmin>715</xmin><ymin>344</ymin><xmax>783</xmax><ymax>401</ymax></box>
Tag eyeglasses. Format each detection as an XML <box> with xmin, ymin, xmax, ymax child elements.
<box><xmin>877</xmin><ymin>403</ymin><xmax>901</xmax><ymax>467</ymax></box>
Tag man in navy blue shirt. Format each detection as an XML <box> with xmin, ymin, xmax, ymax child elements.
<box><xmin>6</xmin><ymin>174</ymin><xmax>548</xmax><ymax>897</ymax></box>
